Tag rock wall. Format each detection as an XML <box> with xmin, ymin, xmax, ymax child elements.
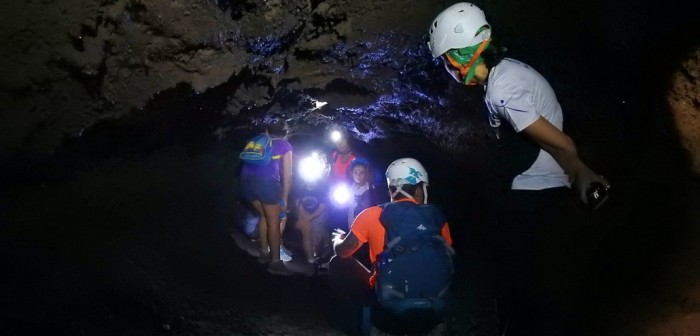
<box><xmin>669</xmin><ymin>49</ymin><xmax>700</xmax><ymax>173</ymax></box>
<box><xmin>1</xmin><ymin>0</ymin><xmax>243</xmax><ymax>156</ymax></box>
<box><xmin>2</xmin><ymin>0</ymin><xmax>473</xmax><ymax>160</ymax></box>
<box><xmin>2</xmin><ymin>0</ymin><xmax>698</xmax><ymax>176</ymax></box>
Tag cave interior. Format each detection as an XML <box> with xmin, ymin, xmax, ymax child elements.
<box><xmin>1</xmin><ymin>0</ymin><xmax>699</xmax><ymax>335</ymax></box>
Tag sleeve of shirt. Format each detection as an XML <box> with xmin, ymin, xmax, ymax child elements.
<box><xmin>279</xmin><ymin>139</ymin><xmax>292</xmax><ymax>155</ymax></box>
<box><xmin>350</xmin><ymin>206</ymin><xmax>381</xmax><ymax>243</ymax></box>
<box><xmin>489</xmin><ymin>83</ymin><xmax>539</xmax><ymax>133</ymax></box>
<box><xmin>441</xmin><ymin>222</ymin><xmax>453</xmax><ymax>246</ymax></box>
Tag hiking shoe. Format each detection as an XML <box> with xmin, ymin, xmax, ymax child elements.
<box><xmin>279</xmin><ymin>247</ymin><xmax>293</xmax><ymax>262</ymax></box>
<box><xmin>280</xmin><ymin>244</ymin><xmax>293</xmax><ymax>257</ymax></box>
<box><xmin>231</xmin><ymin>232</ymin><xmax>261</xmax><ymax>257</ymax></box>
<box><xmin>267</xmin><ymin>260</ymin><xmax>293</xmax><ymax>276</ymax></box>
<box><xmin>257</xmin><ymin>252</ymin><xmax>271</xmax><ymax>264</ymax></box>
<box><xmin>318</xmin><ymin>259</ymin><xmax>330</xmax><ymax>270</ymax></box>
<box><xmin>265</xmin><ymin>246</ymin><xmax>293</xmax><ymax>262</ymax></box>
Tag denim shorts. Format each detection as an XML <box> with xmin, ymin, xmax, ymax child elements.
<box><xmin>241</xmin><ymin>175</ymin><xmax>281</xmax><ymax>205</ymax></box>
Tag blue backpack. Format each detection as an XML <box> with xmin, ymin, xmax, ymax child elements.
<box><xmin>375</xmin><ymin>201</ymin><xmax>454</xmax><ymax>321</ymax></box>
<box><xmin>239</xmin><ymin>133</ymin><xmax>273</xmax><ymax>166</ymax></box>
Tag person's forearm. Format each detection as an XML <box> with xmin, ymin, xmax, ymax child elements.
<box><xmin>523</xmin><ymin>117</ymin><xmax>609</xmax><ymax>202</ymax></box>
<box><xmin>282</xmin><ymin>152</ymin><xmax>293</xmax><ymax>206</ymax></box>
<box><xmin>282</xmin><ymin>176</ymin><xmax>291</xmax><ymax>205</ymax></box>
<box><xmin>282</xmin><ymin>173</ymin><xmax>292</xmax><ymax>205</ymax></box>
<box><xmin>334</xmin><ymin>239</ymin><xmax>353</xmax><ymax>258</ymax></box>
<box><xmin>306</xmin><ymin>205</ymin><xmax>326</xmax><ymax>221</ymax></box>
<box><xmin>305</xmin><ymin>210</ymin><xmax>320</xmax><ymax>221</ymax></box>
<box><xmin>522</xmin><ymin>117</ymin><xmax>589</xmax><ymax>183</ymax></box>
<box><xmin>540</xmin><ymin>137</ymin><xmax>587</xmax><ymax>183</ymax></box>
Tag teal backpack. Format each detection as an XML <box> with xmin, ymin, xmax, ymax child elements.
<box><xmin>374</xmin><ymin>201</ymin><xmax>454</xmax><ymax>326</ymax></box>
<box><xmin>239</xmin><ymin>133</ymin><xmax>273</xmax><ymax>166</ymax></box>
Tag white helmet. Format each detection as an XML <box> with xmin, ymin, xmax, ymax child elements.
<box><xmin>385</xmin><ymin>158</ymin><xmax>430</xmax><ymax>203</ymax></box>
<box><xmin>428</xmin><ymin>2</ymin><xmax>491</xmax><ymax>58</ymax></box>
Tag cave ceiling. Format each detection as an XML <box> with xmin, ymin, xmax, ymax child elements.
<box><xmin>1</xmin><ymin>0</ymin><xmax>698</xmax><ymax>169</ymax></box>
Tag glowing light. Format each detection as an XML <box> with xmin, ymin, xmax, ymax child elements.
<box><xmin>330</xmin><ymin>130</ymin><xmax>342</xmax><ymax>143</ymax></box>
<box><xmin>331</xmin><ymin>184</ymin><xmax>352</xmax><ymax>206</ymax></box>
<box><xmin>307</xmin><ymin>98</ymin><xmax>328</xmax><ymax>112</ymax></box>
<box><xmin>299</xmin><ymin>152</ymin><xmax>326</xmax><ymax>182</ymax></box>
<box><xmin>313</xmin><ymin>100</ymin><xmax>327</xmax><ymax>109</ymax></box>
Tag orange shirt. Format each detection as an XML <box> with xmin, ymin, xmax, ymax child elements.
<box><xmin>332</xmin><ymin>151</ymin><xmax>356</xmax><ymax>181</ymax></box>
<box><xmin>350</xmin><ymin>199</ymin><xmax>453</xmax><ymax>285</ymax></box>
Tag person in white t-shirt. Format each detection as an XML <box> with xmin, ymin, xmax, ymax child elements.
<box><xmin>428</xmin><ymin>3</ymin><xmax>611</xmax><ymax>335</ymax></box>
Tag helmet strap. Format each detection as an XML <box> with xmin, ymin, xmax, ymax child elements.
<box><xmin>390</xmin><ymin>185</ymin><xmax>416</xmax><ymax>202</ymax></box>
<box><xmin>422</xmin><ymin>183</ymin><xmax>428</xmax><ymax>204</ymax></box>
<box><xmin>389</xmin><ymin>184</ymin><xmax>428</xmax><ymax>204</ymax></box>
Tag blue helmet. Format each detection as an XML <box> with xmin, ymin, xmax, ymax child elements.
<box><xmin>349</xmin><ymin>157</ymin><xmax>370</xmax><ymax>170</ymax></box>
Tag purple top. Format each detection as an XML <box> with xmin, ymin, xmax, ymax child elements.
<box><xmin>241</xmin><ymin>138</ymin><xmax>292</xmax><ymax>181</ymax></box>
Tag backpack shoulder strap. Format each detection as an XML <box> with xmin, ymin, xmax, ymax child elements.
<box><xmin>424</xmin><ymin>203</ymin><xmax>447</xmax><ymax>229</ymax></box>
<box><xmin>424</xmin><ymin>204</ymin><xmax>455</xmax><ymax>255</ymax></box>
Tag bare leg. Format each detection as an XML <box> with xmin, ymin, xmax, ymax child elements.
<box><xmin>251</xmin><ymin>200</ymin><xmax>268</xmax><ymax>253</ymax></box>
<box><xmin>296</xmin><ymin>207</ymin><xmax>314</xmax><ymax>261</ymax></box>
<box><xmin>311</xmin><ymin>210</ymin><xmax>330</xmax><ymax>257</ymax></box>
<box><xmin>262</xmin><ymin>202</ymin><xmax>282</xmax><ymax>262</ymax></box>
<box><xmin>279</xmin><ymin>217</ymin><xmax>287</xmax><ymax>251</ymax></box>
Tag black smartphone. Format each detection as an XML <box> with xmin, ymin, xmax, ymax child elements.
<box><xmin>586</xmin><ymin>183</ymin><xmax>610</xmax><ymax>211</ymax></box>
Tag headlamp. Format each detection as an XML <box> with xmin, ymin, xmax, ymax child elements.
<box><xmin>330</xmin><ymin>130</ymin><xmax>342</xmax><ymax>143</ymax></box>
<box><xmin>299</xmin><ymin>152</ymin><xmax>326</xmax><ymax>183</ymax></box>
<box><xmin>331</xmin><ymin>183</ymin><xmax>352</xmax><ymax>206</ymax></box>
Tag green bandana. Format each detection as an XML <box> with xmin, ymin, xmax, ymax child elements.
<box><xmin>445</xmin><ymin>40</ymin><xmax>490</xmax><ymax>84</ymax></box>
<box><xmin>445</xmin><ymin>43</ymin><xmax>483</xmax><ymax>64</ymax></box>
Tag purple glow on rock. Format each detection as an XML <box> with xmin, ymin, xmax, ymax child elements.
<box><xmin>247</xmin><ymin>35</ymin><xmax>284</xmax><ymax>56</ymax></box>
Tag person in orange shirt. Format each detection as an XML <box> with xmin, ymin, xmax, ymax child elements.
<box><xmin>329</xmin><ymin>128</ymin><xmax>357</xmax><ymax>183</ymax></box>
<box><xmin>329</xmin><ymin>158</ymin><xmax>453</xmax><ymax>336</ymax></box>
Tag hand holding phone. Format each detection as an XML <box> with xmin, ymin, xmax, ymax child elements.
<box><xmin>586</xmin><ymin>182</ymin><xmax>610</xmax><ymax>211</ymax></box>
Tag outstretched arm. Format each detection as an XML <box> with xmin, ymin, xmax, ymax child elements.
<box><xmin>522</xmin><ymin>117</ymin><xmax>610</xmax><ymax>203</ymax></box>
<box><xmin>333</xmin><ymin>231</ymin><xmax>363</xmax><ymax>259</ymax></box>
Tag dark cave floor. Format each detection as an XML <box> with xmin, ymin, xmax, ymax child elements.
<box><xmin>0</xmin><ymin>145</ymin><xmax>487</xmax><ymax>336</ymax></box>
<box><xmin>2</xmin><ymin>142</ymin><xmax>699</xmax><ymax>336</ymax></box>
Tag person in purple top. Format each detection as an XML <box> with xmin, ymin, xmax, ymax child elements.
<box><xmin>241</xmin><ymin>118</ymin><xmax>293</xmax><ymax>275</ymax></box>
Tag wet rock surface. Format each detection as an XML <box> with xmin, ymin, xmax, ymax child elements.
<box><xmin>1</xmin><ymin>0</ymin><xmax>700</xmax><ymax>335</ymax></box>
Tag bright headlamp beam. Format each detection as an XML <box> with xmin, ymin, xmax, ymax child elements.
<box><xmin>330</xmin><ymin>130</ymin><xmax>342</xmax><ymax>143</ymax></box>
<box><xmin>331</xmin><ymin>184</ymin><xmax>352</xmax><ymax>205</ymax></box>
<box><xmin>299</xmin><ymin>154</ymin><xmax>325</xmax><ymax>182</ymax></box>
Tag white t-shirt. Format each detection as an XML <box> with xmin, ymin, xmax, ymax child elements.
<box><xmin>484</xmin><ymin>58</ymin><xmax>570</xmax><ymax>190</ymax></box>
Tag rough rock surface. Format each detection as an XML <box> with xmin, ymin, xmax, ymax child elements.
<box><xmin>1</xmin><ymin>0</ymin><xmax>244</xmax><ymax>156</ymax></box>
<box><xmin>2</xmin><ymin>0</ymin><xmax>481</xmax><ymax>159</ymax></box>
<box><xmin>669</xmin><ymin>49</ymin><xmax>700</xmax><ymax>173</ymax></box>
<box><xmin>3</xmin><ymin>0</ymin><xmax>699</xmax><ymax>171</ymax></box>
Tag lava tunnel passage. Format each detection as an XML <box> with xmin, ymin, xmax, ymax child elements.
<box><xmin>0</xmin><ymin>76</ymin><xmax>494</xmax><ymax>335</ymax></box>
<box><xmin>2</xmin><ymin>57</ymin><xmax>699</xmax><ymax>336</ymax></box>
